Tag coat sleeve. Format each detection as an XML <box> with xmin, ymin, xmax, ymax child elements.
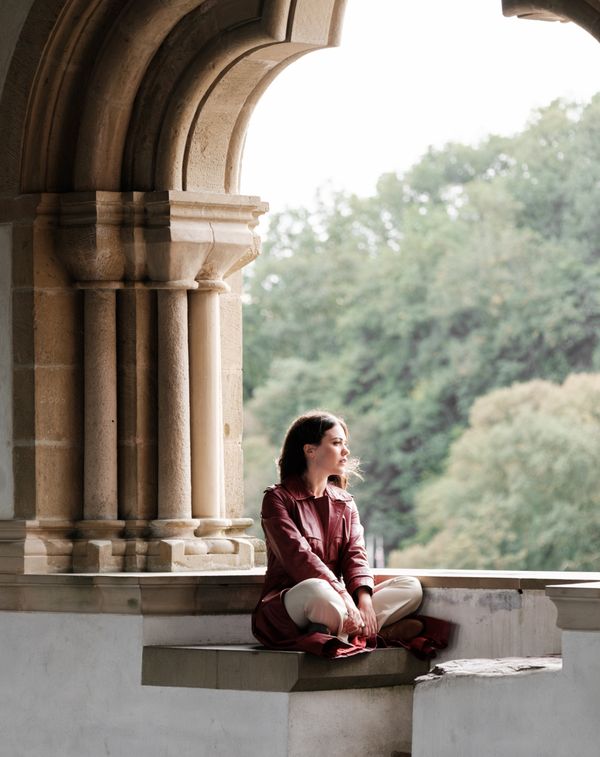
<box><xmin>340</xmin><ymin>500</ymin><xmax>375</xmax><ymax>598</ymax></box>
<box><xmin>261</xmin><ymin>488</ymin><xmax>347</xmax><ymax>595</ymax></box>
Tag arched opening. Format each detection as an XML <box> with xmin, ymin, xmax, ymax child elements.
<box><xmin>240</xmin><ymin>0</ymin><xmax>600</xmax><ymax>571</ymax></box>
<box><xmin>0</xmin><ymin>0</ymin><xmax>346</xmax><ymax>573</ymax></box>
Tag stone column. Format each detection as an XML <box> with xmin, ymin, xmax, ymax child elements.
<box><xmin>146</xmin><ymin>281</ymin><xmax>204</xmax><ymax>571</ymax></box>
<box><xmin>83</xmin><ymin>285</ymin><xmax>118</xmax><ymax>519</ymax></box>
<box><xmin>189</xmin><ymin>280</ymin><xmax>229</xmax><ymax>529</ymax></box>
<box><xmin>73</xmin><ymin>281</ymin><xmax>126</xmax><ymax>572</ymax></box>
<box><xmin>152</xmin><ymin>285</ymin><xmax>198</xmax><ymax>538</ymax></box>
<box><xmin>143</xmin><ymin>191</ymin><xmax>267</xmax><ymax>569</ymax></box>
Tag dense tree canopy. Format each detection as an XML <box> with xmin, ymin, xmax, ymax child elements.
<box><xmin>243</xmin><ymin>95</ymin><xmax>600</xmax><ymax>567</ymax></box>
<box><xmin>389</xmin><ymin>375</ymin><xmax>600</xmax><ymax>570</ymax></box>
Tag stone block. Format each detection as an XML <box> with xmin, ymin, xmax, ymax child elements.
<box><xmin>142</xmin><ymin>644</ymin><xmax>428</xmax><ymax>692</ymax></box>
<box><xmin>35</xmin><ymin>444</ymin><xmax>83</xmax><ymax>520</ymax></box>
<box><xmin>12</xmin><ymin>289</ymin><xmax>34</xmax><ymax>366</ymax></box>
<box><xmin>33</xmin><ymin>288</ymin><xmax>82</xmax><ymax>366</ymax></box>
<box><xmin>222</xmin><ymin>368</ymin><xmax>243</xmax><ymax>441</ymax></box>
<box><xmin>11</xmin><ymin>224</ymin><xmax>34</xmax><ymax>287</ymax></box>
<box><xmin>15</xmin><ymin>217</ymin><xmax>72</xmax><ymax>289</ymax></box>
<box><xmin>14</xmin><ymin>365</ymin><xmax>81</xmax><ymax>446</ymax></box>
<box><xmin>223</xmin><ymin>439</ymin><xmax>243</xmax><ymax>518</ymax></box>
<box><xmin>220</xmin><ymin>288</ymin><xmax>242</xmax><ymax>370</ymax></box>
<box><xmin>72</xmin><ymin>539</ymin><xmax>126</xmax><ymax>573</ymax></box>
<box><xmin>143</xmin><ymin>646</ymin><xmax>218</xmax><ymax>689</ymax></box>
<box><xmin>35</xmin><ymin>366</ymin><xmax>82</xmax><ymax>443</ymax></box>
<box><xmin>12</xmin><ymin>366</ymin><xmax>35</xmax><ymax>441</ymax></box>
<box><xmin>13</xmin><ymin>445</ymin><xmax>36</xmax><ymax>519</ymax></box>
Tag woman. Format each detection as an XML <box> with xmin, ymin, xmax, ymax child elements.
<box><xmin>252</xmin><ymin>410</ymin><xmax>424</xmax><ymax>658</ymax></box>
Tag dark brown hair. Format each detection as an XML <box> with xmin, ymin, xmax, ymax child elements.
<box><xmin>278</xmin><ymin>410</ymin><xmax>349</xmax><ymax>488</ymax></box>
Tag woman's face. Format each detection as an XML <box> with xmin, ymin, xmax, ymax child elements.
<box><xmin>305</xmin><ymin>422</ymin><xmax>349</xmax><ymax>477</ymax></box>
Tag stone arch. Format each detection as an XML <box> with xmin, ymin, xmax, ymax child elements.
<box><xmin>0</xmin><ymin>0</ymin><xmax>346</xmax><ymax>195</ymax></box>
<box><xmin>502</xmin><ymin>0</ymin><xmax>600</xmax><ymax>41</ymax></box>
<box><xmin>0</xmin><ymin>0</ymin><xmax>347</xmax><ymax>573</ymax></box>
<box><xmin>2</xmin><ymin>0</ymin><xmax>598</xmax><ymax>574</ymax></box>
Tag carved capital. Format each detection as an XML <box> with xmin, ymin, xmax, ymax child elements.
<box><xmin>58</xmin><ymin>192</ymin><xmax>129</xmax><ymax>282</ymax></box>
<box><xmin>144</xmin><ymin>191</ymin><xmax>267</xmax><ymax>286</ymax></box>
<box><xmin>25</xmin><ymin>190</ymin><xmax>267</xmax><ymax>287</ymax></box>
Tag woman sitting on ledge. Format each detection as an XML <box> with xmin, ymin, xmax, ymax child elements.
<box><xmin>252</xmin><ymin>410</ymin><xmax>425</xmax><ymax>658</ymax></box>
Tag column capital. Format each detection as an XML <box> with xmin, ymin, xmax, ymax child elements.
<box><xmin>12</xmin><ymin>190</ymin><xmax>268</xmax><ymax>287</ymax></box>
<box><xmin>57</xmin><ymin>191</ymin><xmax>136</xmax><ymax>282</ymax></box>
<box><xmin>144</xmin><ymin>190</ymin><xmax>268</xmax><ymax>286</ymax></box>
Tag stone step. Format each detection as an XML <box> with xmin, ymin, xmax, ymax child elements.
<box><xmin>142</xmin><ymin>643</ymin><xmax>429</xmax><ymax>692</ymax></box>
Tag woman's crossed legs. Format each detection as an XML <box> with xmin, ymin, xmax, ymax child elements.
<box><xmin>283</xmin><ymin>576</ymin><xmax>423</xmax><ymax>637</ymax></box>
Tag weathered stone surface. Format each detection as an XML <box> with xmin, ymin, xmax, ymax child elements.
<box><xmin>142</xmin><ymin>644</ymin><xmax>429</xmax><ymax>692</ymax></box>
<box><xmin>418</xmin><ymin>656</ymin><xmax>562</xmax><ymax>682</ymax></box>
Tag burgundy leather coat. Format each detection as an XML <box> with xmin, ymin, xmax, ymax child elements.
<box><xmin>252</xmin><ymin>475</ymin><xmax>375</xmax><ymax>657</ymax></box>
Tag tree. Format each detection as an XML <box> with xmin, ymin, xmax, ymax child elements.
<box><xmin>389</xmin><ymin>375</ymin><xmax>600</xmax><ymax>570</ymax></box>
<box><xmin>243</xmin><ymin>94</ymin><xmax>600</xmax><ymax>559</ymax></box>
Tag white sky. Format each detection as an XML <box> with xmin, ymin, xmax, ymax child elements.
<box><xmin>240</xmin><ymin>0</ymin><xmax>600</xmax><ymax>224</ymax></box>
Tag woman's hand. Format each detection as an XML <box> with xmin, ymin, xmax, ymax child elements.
<box><xmin>356</xmin><ymin>589</ymin><xmax>378</xmax><ymax>638</ymax></box>
<box><xmin>340</xmin><ymin>592</ymin><xmax>364</xmax><ymax>636</ymax></box>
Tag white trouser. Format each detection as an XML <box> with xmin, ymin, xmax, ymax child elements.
<box><xmin>283</xmin><ymin>576</ymin><xmax>423</xmax><ymax>636</ymax></box>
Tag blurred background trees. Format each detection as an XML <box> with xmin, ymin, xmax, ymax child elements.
<box><xmin>243</xmin><ymin>95</ymin><xmax>600</xmax><ymax>569</ymax></box>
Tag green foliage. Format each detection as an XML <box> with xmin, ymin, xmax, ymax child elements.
<box><xmin>243</xmin><ymin>95</ymin><xmax>600</xmax><ymax>566</ymax></box>
<box><xmin>389</xmin><ymin>375</ymin><xmax>600</xmax><ymax>571</ymax></box>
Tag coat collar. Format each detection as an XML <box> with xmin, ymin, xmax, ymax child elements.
<box><xmin>280</xmin><ymin>475</ymin><xmax>353</xmax><ymax>503</ymax></box>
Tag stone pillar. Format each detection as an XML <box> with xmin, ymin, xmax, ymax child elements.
<box><xmin>146</xmin><ymin>283</ymin><xmax>201</xmax><ymax>571</ymax></box>
<box><xmin>73</xmin><ymin>282</ymin><xmax>125</xmax><ymax>572</ymax></box>
<box><xmin>143</xmin><ymin>191</ymin><xmax>267</xmax><ymax>569</ymax></box>
<box><xmin>154</xmin><ymin>286</ymin><xmax>196</xmax><ymax>532</ymax></box>
<box><xmin>189</xmin><ymin>280</ymin><xmax>228</xmax><ymax>525</ymax></box>
<box><xmin>83</xmin><ymin>285</ymin><xmax>119</xmax><ymax>520</ymax></box>
<box><xmin>0</xmin><ymin>190</ymin><xmax>268</xmax><ymax>574</ymax></box>
<box><xmin>118</xmin><ymin>283</ymin><xmax>157</xmax><ymax>571</ymax></box>
<box><xmin>57</xmin><ymin>192</ymin><xmax>128</xmax><ymax>573</ymax></box>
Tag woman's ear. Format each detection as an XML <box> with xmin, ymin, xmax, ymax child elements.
<box><xmin>303</xmin><ymin>443</ymin><xmax>315</xmax><ymax>459</ymax></box>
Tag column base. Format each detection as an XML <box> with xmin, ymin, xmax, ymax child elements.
<box><xmin>145</xmin><ymin>536</ymin><xmax>254</xmax><ymax>572</ymax></box>
<box><xmin>72</xmin><ymin>520</ymin><xmax>126</xmax><ymax>572</ymax></box>
<box><xmin>0</xmin><ymin>518</ymin><xmax>265</xmax><ymax>573</ymax></box>
<box><xmin>150</xmin><ymin>519</ymin><xmax>200</xmax><ymax>539</ymax></box>
<box><xmin>145</xmin><ymin>517</ymin><xmax>264</xmax><ymax>571</ymax></box>
<box><xmin>0</xmin><ymin>520</ymin><xmax>74</xmax><ymax>574</ymax></box>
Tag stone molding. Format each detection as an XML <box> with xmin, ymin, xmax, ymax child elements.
<box><xmin>0</xmin><ymin>569</ymin><xmax>596</xmax><ymax>616</ymax></box>
<box><xmin>52</xmin><ymin>190</ymin><xmax>268</xmax><ymax>285</ymax></box>
<box><xmin>546</xmin><ymin>581</ymin><xmax>600</xmax><ymax>631</ymax></box>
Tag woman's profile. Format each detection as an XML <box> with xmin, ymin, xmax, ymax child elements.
<box><xmin>251</xmin><ymin>410</ymin><xmax>426</xmax><ymax>658</ymax></box>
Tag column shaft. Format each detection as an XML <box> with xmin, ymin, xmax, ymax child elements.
<box><xmin>157</xmin><ymin>289</ymin><xmax>192</xmax><ymax>519</ymax></box>
<box><xmin>189</xmin><ymin>286</ymin><xmax>226</xmax><ymax>519</ymax></box>
<box><xmin>84</xmin><ymin>289</ymin><xmax>118</xmax><ymax>520</ymax></box>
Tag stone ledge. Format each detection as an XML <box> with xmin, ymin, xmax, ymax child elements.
<box><xmin>416</xmin><ymin>656</ymin><xmax>562</xmax><ymax>684</ymax></box>
<box><xmin>546</xmin><ymin>581</ymin><xmax>600</xmax><ymax>631</ymax></box>
<box><xmin>0</xmin><ymin>569</ymin><xmax>598</xmax><ymax>615</ymax></box>
<box><xmin>141</xmin><ymin>644</ymin><xmax>430</xmax><ymax>692</ymax></box>
<box><xmin>385</xmin><ymin>569</ymin><xmax>600</xmax><ymax>591</ymax></box>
